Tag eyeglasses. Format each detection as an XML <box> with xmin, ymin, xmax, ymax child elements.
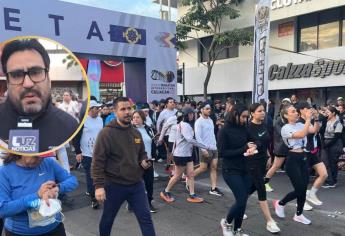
<box><xmin>6</xmin><ymin>67</ymin><xmax>48</xmax><ymax>85</ymax></box>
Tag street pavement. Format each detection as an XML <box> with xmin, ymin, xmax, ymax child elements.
<box><xmin>62</xmin><ymin>163</ymin><xmax>345</xmax><ymax>236</ymax></box>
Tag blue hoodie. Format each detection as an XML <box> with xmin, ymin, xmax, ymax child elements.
<box><xmin>0</xmin><ymin>158</ymin><xmax>78</xmax><ymax>235</ymax></box>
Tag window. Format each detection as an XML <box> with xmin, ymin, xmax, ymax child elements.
<box><xmin>199</xmin><ymin>36</ymin><xmax>238</xmax><ymax>63</ymax></box>
<box><xmin>298</xmin><ymin>7</ymin><xmax>345</xmax><ymax>52</ymax></box>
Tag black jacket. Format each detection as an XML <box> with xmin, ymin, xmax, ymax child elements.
<box><xmin>0</xmin><ymin>99</ymin><xmax>79</xmax><ymax>152</ymax></box>
<box><xmin>217</xmin><ymin>123</ymin><xmax>248</xmax><ymax>175</ymax></box>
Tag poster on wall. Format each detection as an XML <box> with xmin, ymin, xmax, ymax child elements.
<box><xmin>146</xmin><ymin>20</ymin><xmax>177</xmax><ymax>102</ymax></box>
<box><xmin>252</xmin><ymin>0</ymin><xmax>271</xmax><ymax>104</ymax></box>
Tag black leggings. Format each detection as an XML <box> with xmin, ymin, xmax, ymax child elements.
<box><xmin>143</xmin><ymin>165</ymin><xmax>154</xmax><ymax>203</ymax></box>
<box><xmin>223</xmin><ymin>170</ymin><xmax>252</xmax><ymax>231</ymax></box>
<box><xmin>247</xmin><ymin>159</ymin><xmax>267</xmax><ymax>201</ymax></box>
<box><xmin>5</xmin><ymin>223</ymin><xmax>66</xmax><ymax>236</ymax></box>
<box><xmin>279</xmin><ymin>152</ymin><xmax>309</xmax><ymax>215</ymax></box>
<box><xmin>0</xmin><ymin>218</ymin><xmax>3</xmax><ymax>235</ymax></box>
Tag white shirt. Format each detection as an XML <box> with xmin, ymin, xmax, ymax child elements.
<box><xmin>58</xmin><ymin>100</ymin><xmax>80</xmax><ymax>120</ymax></box>
<box><xmin>156</xmin><ymin>109</ymin><xmax>177</xmax><ymax>134</ymax></box>
<box><xmin>281</xmin><ymin>123</ymin><xmax>307</xmax><ymax>150</ymax></box>
<box><xmin>81</xmin><ymin>116</ymin><xmax>103</xmax><ymax>157</ymax></box>
<box><xmin>195</xmin><ymin>116</ymin><xmax>217</xmax><ymax>151</ymax></box>
<box><xmin>173</xmin><ymin>121</ymin><xmax>208</xmax><ymax>157</ymax></box>
<box><xmin>159</xmin><ymin>116</ymin><xmax>177</xmax><ymax>143</ymax></box>
<box><xmin>136</xmin><ymin>126</ymin><xmax>153</xmax><ymax>160</ymax></box>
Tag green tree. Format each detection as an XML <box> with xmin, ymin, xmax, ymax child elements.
<box><xmin>62</xmin><ymin>54</ymin><xmax>79</xmax><ymax>69</ymax></box>
<box><xmin>177</xmin><ymin>0</ymin><xmax>253</xmax><ymax>99</ymax></box>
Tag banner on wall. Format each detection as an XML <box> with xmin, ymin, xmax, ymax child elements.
<box><xmin>252</xmin><ymin>0</ymin><xmax>271</xmax><ymax>104</ymax></box>
<box><xmin>87</xmin><ymin>60</ymin><xmax>101</xmax><ymax>101</ymax></box>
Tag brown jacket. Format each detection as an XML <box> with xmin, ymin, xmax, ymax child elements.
<box><xmin>91</xmin><ymin>120</ymin><xmax>147</xmax><ymax>188</ymax></box>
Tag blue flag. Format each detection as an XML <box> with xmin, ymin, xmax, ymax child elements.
<box><xmin>109</xmin><ymin>25</ymin><xmax>146</xmax><ymax>45</ymax></box>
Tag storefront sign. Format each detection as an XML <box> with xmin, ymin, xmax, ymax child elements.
<box><xmin>271</xmin><ymin>0</ymin><xmax>312</xmax><ymax>10</ymax></box>
<box><xmin>278</xmin><ymin>22</ymin><xmax>294</xmax><ymax>37</ymax></box>
<box><xmin>269</xmin><ymin>59</ymin><xmax>345</xmax><ymax>80</ymax></box>
<box><xmin>252</xmin><ymin>0</ymin><xmax>271</xmax><ymax>103</ymax></box>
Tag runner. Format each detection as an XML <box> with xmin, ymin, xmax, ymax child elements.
<box><xmin>296</xmin><ymin>102</ymin><xmax>326</xmax><ymax>205</ymax></box>
<box><xmin>132</xmin><ymin>110</ymin><xmax>158</xmax><ymax>213</ymax></box>
<box><xmin>160</xmin><ymin>107</ymin><xmax>209</xmax><ymax>204</ymax></box>
<box><xmin>193</xmin><ymin>102</ymin><xmax>224</xmax><ymax>196</ymax></box>
<box><xmin>274</xmin><ymin>104</ymin><xmax>313</xmax><ymax>225</ymax></box>
<box><xmin>246</xmin><ymin>103</ymin><xmax>280</xmax><ymax>233</ymax></box>
<box><xmin>218</xmin><ymin>103</ymin><xmax>254</xmax><ymax>236</ymax></box>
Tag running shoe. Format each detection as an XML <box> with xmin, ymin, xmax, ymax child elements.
<box><xmin>209</xmin><ymin>187</ymin><xmax>224</xmax><ymax>197</ymax></box>
<box><xmin>187</xmin><ymin>194</ymin><xmax>204</xmax><ymax>203</ymax></box>
<box><xmin>322</xmin><ymin>183</ymin><xmax>336</xmax><ymax>189</ymax></box>
<box><xmin>274</xmin><ymin>200</ymin><xmax>285</xmax><ymax>218</ymax></box>
<box><xmin>157</xmin><ymin>158</ymin><xmax>164</xmax><ymax>163</ymax></box>
<box><xmin>293</xmin><ymin>214</ymin><xmax>311</xmax><ymax>225</ymax></box>
<box><xmin>220</xmin><ymin>218</ymin><xmax>234</xmax><ymax>236</ymax></box>
<box><xmin>266</xmin><ymin>220</ymin><xmax>280</xmax><ymax>233</ymax></box>
<box><xmin>306</xmin><ymin>191</ymin><xmax>323</xmax><ymax>206</ymax></box>
<box><xmin>265</xmin><ymin>183</ymin><xmax>274</xmax><ymax>192</ymax></box>
<box><xmin>91</xmin><ymin>200</ymin><xmax>99</xmax><ymax>209</ymax></box>
<box><xmin>243</xmin><ymin>214</ymin><xmax>248</xmax><ymax>220</ymax></box>
<box><xmin>303</xmin><ymin>202</ymin><xmax>313</xmax><ymax>211</ymax></box>
<box><xmin>160</xmin><ymin>190</ymin><xmax>175</xmax><ymax>203</ymax></box>
<box><xmin>154</xmin><ymin>170</ymin><xmax>159</xmax><ymax>178</ymax></box>
<box><xmin>149</xmin><ymin>203</ymin><xmax>158</xmax><ymax>213</ymax></box>
<box><xmin>234</xmin><ymin>228</ymin><xmax>249</xmax><ymax>236</ymax></box>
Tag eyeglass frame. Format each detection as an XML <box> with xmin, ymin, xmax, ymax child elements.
<box><xmin>5</xmin><ymin>67</ymin><xmax>49</xmax><ymax>85</ymax></box>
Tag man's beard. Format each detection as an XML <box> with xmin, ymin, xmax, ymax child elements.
<box><xmin>119</xmin><ymin>115</ymin><xmax>132</xmax><ymax>125</ymax></box>
<box><xmin>12</xmin><ymin>89</ymin><xmax>50</xmax><ymax>116</ymax></box>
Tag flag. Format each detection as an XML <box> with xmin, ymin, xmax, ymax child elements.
<box><xmin>252</xmin><ymin>0</ymin><xmax>271</xmax><ymax>104</ymax></box>
<box><xmin>109</xmin><ymin>25</ymin><xmax>146</xmax><ymax>45</ymax></box>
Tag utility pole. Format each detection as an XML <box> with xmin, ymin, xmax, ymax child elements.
<box><xmin>182</xmin><ymin>62</ymin><xmax>185</xmax><ymax>101</ymax></box>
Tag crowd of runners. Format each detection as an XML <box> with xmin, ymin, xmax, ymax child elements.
<box><xmin>1</xmin><ymin>93</ymin><xmax>345</xmax><ymax>236</ymax></box>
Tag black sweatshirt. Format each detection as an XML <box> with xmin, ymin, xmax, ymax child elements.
<box><xmin>247</xmin><ymin>122</ymin><xmax>270</xmax><ymax>161</ymax></box>
<box><xmin>217</xmin><ymin>123</ymin><xmax>248</xmax><ymax>175</ymax></box>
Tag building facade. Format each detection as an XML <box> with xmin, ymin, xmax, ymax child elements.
<box><xmin>178</xmin><ymin>0</ymin><xmax>345</xmax><ymax>105</ymax></box>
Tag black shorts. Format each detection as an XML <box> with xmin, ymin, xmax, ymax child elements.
<box><xmin>173</xmin><ymin>156</ymin><xmax>193</xmax><ymax>166</ymax></box>
<box><xmin>247</xmin><ymin>158</ymin><xmax>267</xmax><ymax>201</ymax></box>
<box><xmin>307</xmin><ymin>151</ymin><xmax>322</xmax><ymax>167</ymax></box>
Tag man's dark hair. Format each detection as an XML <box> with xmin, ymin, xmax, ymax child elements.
<box><xmin>165</xmin><ymin>97</ymin><xmax>174</xmax><ymax>105</ymax></box>
<box><xmin>1</xmin><ymin>38</ymin><xmax>50</xmax><ymax>74</ymax></box>
<box><xmin>113</xmin><ymin>96</ymin><xmax>130</xmax><ymax>109</ymax></box>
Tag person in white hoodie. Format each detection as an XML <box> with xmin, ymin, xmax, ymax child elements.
<box><xmin>193</xmin><ymin>102</ymin><xmax>224</xmax><ymax>197</ymax></box>
<box><xmin>160</xmin><ymin>107</ymin><xmax>210</xmax><ymax>204</ymax></box>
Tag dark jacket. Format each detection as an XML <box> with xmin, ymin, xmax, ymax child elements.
<box><xmin>217</xmin><ymin>123</ymin><xmax>248</xmax><ymax>175</ymax></box>
<box><xmin>91</xmin><ymin>120</ymin><xmax>147</xmax><ymax>188</ymax></box>
<box><xmin>0</xmin><ymin>99</ymin><xmax>78</xmax><ymax>152</ymax></box>
<box><xmin>273</xmin><ymin>116</ymin><xmax>289</xmax><ymax>157</ymax></box>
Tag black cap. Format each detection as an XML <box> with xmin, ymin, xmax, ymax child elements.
<box><xmin>199</xmin><ymin>102</ymin><xmax>212</xmax><ymax>109</ymax></box>
<box><xmin>296</xmin><ymin>101</ymin><xmax>311</xmax><ymax>111</ymax></box>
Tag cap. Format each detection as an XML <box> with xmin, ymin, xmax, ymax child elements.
<box><xmin>281</xmin><ymin>98</ymin><xmax>291</xmax><ymax>103</ymax></box>
<box><xmin>337</xmin><ymin>97</ymin><xmax>344</xmax><ymax>101</ymax></box>
<box><xmin>90</xmin><ymin>100</ymin><xmax>102</xmax><ymax>108</ymax></box>
<box><xmin>296</xmin><ymin>101</ymin><xmax>311</xmax><ymax>111</ymax></box>
<box><xmin>199</xmin><ymin>102</ymin><xmax>211</xmax><ymax>109</ymax></box>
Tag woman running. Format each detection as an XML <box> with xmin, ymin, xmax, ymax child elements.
<box><xmin>218</xmin><ymin>104</ymin><xmax>255</xmax><ymax>236</ymax></box>
<box><xmin>160</xmin><ymin>107</ymin><xmax>209</xmax><ymax>203</ymax></box>
<box><xmin>132</xmin><ymin>110</ymin><xmax>158</xmax><ymax>213</ymax></box>
<box><xmin>274</xmin><ymin>104</ymin><xmax>313</xmax><ymax>225</ymax></box>
<box><xmin>321</xmin><ymin>106</ymin><xmax>343</xmax><ymax>188</ymax></box>
<box><xmin>246</xmin><ymin>103</ymin><xmax>280</xmax><ymax>233</ymax></box>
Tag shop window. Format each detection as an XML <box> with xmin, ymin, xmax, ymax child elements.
<box><xmin>299</xmin><ymin>13</ymin><xmax>318</xmax><ymax>51</ymax></box>
<box><xmin>298</xmin><ymin>7</ymin><xmax>343</xmax><ymax>52</ymax></box>
<box><xmin>200</xmin><ymin>36</ymin><xmax>238</xmax><ymax>63</ymax></box>
<box><xmin>318</xmin><ymin>9</ymin><xmax>340</xmax><ymax>49</ymax></box>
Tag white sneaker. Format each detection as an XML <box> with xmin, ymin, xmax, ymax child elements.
<box><xmin>220</xmin><ymin>218</ymin><xmax>234</xmax><ymax>236</ymax></box>
<box><xmin>265</xmin><ymin>183</ymin><xmax>274</xmax><ymax>192</ymax></box>
<box><xmin>157</xmin><ymin>158</ymin><xmax>164</xmax><ymax>163</ymax></box>
<box><xmin>234</xmin><ymin>228</ymin><xmax>249</xmax><ymax>236</ymax></box>
<box><xmin>293</xmin><ymin>214</ymin><xmax>311</xmax><ymax>225</ymax></box>
<box><xmin>306</xmin><ymin>191</ymin><xmax>323</xmax><ymax>206</ymax></box>
<box><xmin>274</xmin><ymin>200</ymin><xmax>285</xmax><ymax>218</ymax></box>
<box><xmin>243</xmin><ymin>214</ymin><xmax>248</xmax><ymax>220</ymax></box>
<box><xmin>266</xmin><ymin>220</ymin><xmax>281</xmax><ymax>233</ymax></box>
<box><xmin>303</xmin><ymin>202</ymin><xmax>313</xmax><ymax>211</ymax></box>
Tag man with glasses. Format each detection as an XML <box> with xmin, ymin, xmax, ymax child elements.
<box><xmin>0</xmin><ymin>38</ymin><xmax>78</xmax><ymax>153</ymax></box>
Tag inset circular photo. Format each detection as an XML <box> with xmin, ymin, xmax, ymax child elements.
<box><xmin>0</xmin><ymin>36</ymin><xmax>90</xmax><ymax>156</ymax></box>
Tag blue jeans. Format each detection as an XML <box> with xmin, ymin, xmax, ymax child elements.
<box><xmin>81</xmin><ymin>156</ymin><xmax>95</xmax><ymax>200</ymax></box>
<box><xmin>222</xmin><ymin>170</ymin><xmax>252</xmax><ymax>231</ymax></box>
<box><xmin>99</xmin><ymin>181</ymin><xmax>156</xmax><ymax>236</ymax></box>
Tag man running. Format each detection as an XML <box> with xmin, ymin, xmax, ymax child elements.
<box><xmin>193</xmin><ymin>102</ymin><xmax>224</xmax><ymax>196</ymax></box>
